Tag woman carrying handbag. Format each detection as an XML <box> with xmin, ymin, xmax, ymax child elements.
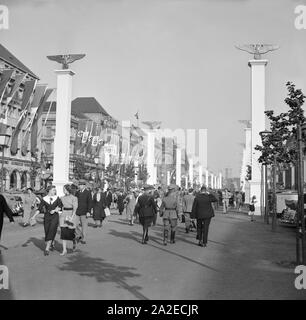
<box><xmin>59</xmin><ymin>184</ymin><xmax>78</xmax><ymax>255</ymax></box>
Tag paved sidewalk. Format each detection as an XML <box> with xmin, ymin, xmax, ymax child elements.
<box><xmin>0</xmin><ymin>210</ymin><xmax>305</xmax><ymax>300</ymax></box>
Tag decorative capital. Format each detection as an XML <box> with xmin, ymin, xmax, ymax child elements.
<box><xmin>248</xmin><ymin>59</ymin><xmax>268</xmax><ymax>67</ymax></box>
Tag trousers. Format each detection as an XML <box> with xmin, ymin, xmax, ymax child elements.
<box><xmin>197</xmin><ymin>218</ymin><xmax>211</xmax><ymax>244</ymax></box>
<box><xmin>75</xmin><ymin>215</ymin><xmax>88</xmax><ymax>240</ymax></box>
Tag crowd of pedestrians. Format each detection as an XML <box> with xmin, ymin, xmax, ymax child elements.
<box><xmin>0</xmin><ymin>180</ymin><xmax>248</xmax><ymax>256</ymax></box>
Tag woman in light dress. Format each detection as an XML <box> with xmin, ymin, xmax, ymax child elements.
<box><xmin>59</xmin><ymin>184</ymin><xmax>78</xmax><ymax>255</ymax></box>
<box><xmin>124</xmin><ymin>190</ymin><xmax>137</xmax><ymax>225</ymax></box>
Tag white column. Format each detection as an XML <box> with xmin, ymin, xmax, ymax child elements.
<box><xmin>134</xmin><ymin>160</ymin><xmax>138</xmax><ymax>184</ymax></box>
<box><xmin>205</xmin><ymin>169</ymin><xmax>209</xmax><ymax>187</ymax></box>
<box><xmin>53</xmin><ymin>69</ymin><xmax>75</xmax><ymax>197</ymax></box>
<box><xmin>147</xmin><ymin>130</ymin><xmax>155</xmax><ymax>185</ymax></box>
<box><xmin>185</xmin><ymin>176</ymin><xmax>188</xmax><ymax>188</ymax></box>
<box><xmin>219</xmin><ymin>172</ymin><xmax>222</xmax><ymax>189</ymax></box>
<box><xmin>198</xmin><ymin>165</ymin><xmax>203</xmax><ymax>186</ymax></box>
<box><xmin>248</xmin><ymin>59</ymin><xmax>267</xmax><ymax>215</ymax></box>
<box><xmin>214</xmin><ymin>175</ymin><xmax>217</xmax><ymax>189</ymax></box>
<box><xmin>167</xmin><ymin>171</ymin><xmax>171</xmax><ymax>185</ymax></box>
<box><xmin>210</xmin><ymin>173</ymin><xmax>214</xmax><ymax>188</ymax></box>
<box><xmin>189</xmin><ymin>157</ymin><xmax>193</xmax><ymax>187</ymax></box>
<box><xmin>176</xmin><ymin>147</ymin><xmax>181</xmax><ymax>187</ymax></box>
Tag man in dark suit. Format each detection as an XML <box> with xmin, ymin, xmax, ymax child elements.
<box><xmin>75</xmin><ymin>180</ymin><xmax>92</xmax><ymax>244</ymax></box>
<box><xmin>105</xmin><ymin>188</ymin><xmax>113</xmax><ymax>209</ymax></box>
<box><xmin>0</xmin><ymin>194</ymin><xmax>14</xmax><ymax>255</ymax></box>
<box><xmin>191</xmin><ymin>186</ymin><xmax>217</xmax><ymax>247</ymax></box>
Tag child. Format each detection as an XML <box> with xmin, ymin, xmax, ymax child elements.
<box><xmin>249</xmin><ymin>195</ymin><xmax>257</xmax><ymax>222</ymax></box>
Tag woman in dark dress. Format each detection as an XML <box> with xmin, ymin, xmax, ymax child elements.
<box><xmin>92</xmin><ymin>187</ymin><xmax>107</xmax><ymax>228</ymax></box>
<box><xmin>34</xmin><ymin>185</ymin><xmax>62</xmax><ymax>256</ymax></box>
<box><xmin>134</xmin><ymin>185</ymin><xmax>157</xmax><ymax>244</ymax></box>
<box><xmin>0</xmin><ymin>194</ymin><xmax>14</xmax><ymax>255</ymax></box>
<box><xmin>117</xmin><ymin>191</ymin><xmax>125</xmax><ymax>215</ymax></box>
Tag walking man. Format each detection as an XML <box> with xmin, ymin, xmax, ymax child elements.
<box><xmin>182</xmin><ymin>188</ymin><xmax>195</xmax><ymax>233</ymax></box>
<box><xmin>160</xmin><ymin>184</ymin><xmax>181</xmax><ymax>245</ymax></box>
<box><xmin>191</xmin><ymin>186</ymin><xmax>217</xmax><ymax>247</ymax></box>
<box><xmin>75</xmin><ymin>180</ymin><xmax>92</xmax><ymax>244</ymax></box>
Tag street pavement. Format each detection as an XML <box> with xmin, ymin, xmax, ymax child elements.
<box><xmin>0</xmin><ymin>209</ymin><xmax>305</xmax><ymax>300</ymax></box>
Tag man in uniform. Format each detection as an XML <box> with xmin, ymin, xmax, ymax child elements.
<box><xmin>160</xmin><ymin>184</ymin><xmax>181</xmax><ymax>245</ymax></box>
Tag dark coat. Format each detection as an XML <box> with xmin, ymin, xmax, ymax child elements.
<box><xmin>135</xmin><ymin>194</ymin><xmax>157</xmax><ymax>218</ymax></box>
<box><xmin>191</xmin><ymin>193</ymin><xmax>217</xmax><ymax>219</ymax></box>
<box><xmin>105</xmin><ymin>191</ymin><xmax>113</xmax><ymax>208</ymax></box>
<box><xmin>92</xmin><ymin>192</ymin><xmax>107</xmax><ymax>221</ymax></box>
<box><xmin>117</xmin><ymin>194</ymin><xmax>125</xmax><ymax>212</ymax></box>
<box><xmin>0</xmin><ymin>194</ymin><xmax>14</xmax><ymax>239</ymax></box>
<box><xmin>75</xmin><ymin>189</ymin><xmax>92</xmax><ymax>216</ymax></box>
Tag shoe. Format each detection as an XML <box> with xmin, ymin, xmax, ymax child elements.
<box><xmin>185</xmin><ymin>228</ymin><xmax>189</xmax><ymax>234</ymax></box>
<box><xmin>203</xmin><ymin>243</ymin><xmax>207</xmax><ymax>247</ymax></box>
<box><xmin>23</xmin><ymin>223</ymin><xmax>29</xmax><ymax>227</ymax></box>
<box><xmin>93</xmin><ymin>225</ymin><xmax>98</xmax><ymax>228</ymax></box>
<box><xmin>44</xmin><ymin>250</ymin><xmax>49</xmax><ymax>256</ymax></box>
<box><xmin>145</xmin><ymin>234</ymin><xmax>149</xmax><ymax>242</ymax></box>
<box><xmin>50</xmin><ymin>244</ymin><xmax>55</xmax><ymax>251</ymax></box>
<box><xmin>72</xmin><ymin>241</ymin><xmax>77</xmax><ymax>251</ymax></box>
<box><xmin>80</xmin><ymin>240</ymin><xmax>86</xmax><ymax>245</ymax></box>
<box><xmin>198</xmin><ymin>242</ymin><xmax>204</xmax><ymax>247</ymax></box>
<box><xmin>60</xmin><ymin>251</ymin><xmax>67</xmax><ymax>256</ymax></box>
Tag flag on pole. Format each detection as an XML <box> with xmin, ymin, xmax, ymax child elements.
<box><xmin>0</xmin><ymin>73</ymin><xmax>25</xmax><ymax>132</ymax></box>
<box><xmin>31</xmin><ymin>88</ymin><xmax>53</xmax><ymax>156</ymax></box>
<box><xmin>74</xmin><ymin>119</ymin><xmax>87</xmax><ymax>153</ymax></box>
<box><xmin>21</xmin><ymin>85</ymin><xmax>47</xmax><ymax>156</ymax></box>
<box><xmin>0</xmin><ymin>69</ymin><xmax>14</xmax><ymax>133</ymax></box>
<box><xmin>10</xmin><ymin>80</ymin><xmax>37</xmax><ymax>155</ymax></box>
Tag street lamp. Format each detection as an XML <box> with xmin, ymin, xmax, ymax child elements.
<box><xmin>0</xmin><ymin>133</ymin><xmax>10</xmax><ymax>192</ymax></box>
<box><xmin>259</xmin><ymin>130</ymin><xmax>272</xmax><ymax>225</ymax></box>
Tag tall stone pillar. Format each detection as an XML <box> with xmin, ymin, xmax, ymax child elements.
<box><xmin>219</xmin><ymin>172</ymin><xmax>222</xmax><ymax>189</ymax></box>
<box><xmin>53</xmin><ymin>70</ymin><xmax>75</xmax><ymax>197</ymax></box>
<box><xmin>205</xmin><ymin>169</ymin><xmax>209</xmax><ymax>187</ymax></box>
<box><xmin>176</xmin><ymin>147</ymin><xmax>181</xmax><ymax>187</ymax></box>
<box><xmin>189</xmin><ymin>157</ymin><xmax>193</xmax><ymax>187</ymax></box>
<box><xmin>147</xmin><ymin>130</ymin><xmax>155</xmax><ymax>185</ymax></box>
<box><xmin>198</xmin><ymin>165</ymin><xmax>203</xmax><ymax>186</ymax></box>
<box><xmin>248</xmin><ymin>59</ymin><xmax>267</xmax><ymax>215</ymax></box>
<box><xmin>167</xmin><ymin>171</ymin><xmax>171</xmax><ymax>185</ymax></box>
<box><xmin>211</xmin><ymin>173</ymin><xmax>214</xmax><ymax>189</ymax></box>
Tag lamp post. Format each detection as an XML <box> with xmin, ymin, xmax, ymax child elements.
<box><xmin>259</xmin><ymin>131</ymin><xmax>271</xmax><ymax>225</ymax></box>
<box><xmin>0</xmin><ymin>133</ymin><xmax>10</xmax><ymax>192</ymax></box>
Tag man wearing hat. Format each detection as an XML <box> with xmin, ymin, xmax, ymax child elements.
<box><xmin>159</xmin><ymin>184</ymin><xmax>181</xmax><ymax>245</ymax></box>
<box><xmin>75</xmin><ymin>180</ymin><xmax>92</xmax><ymax>244</ymax></box>
<box><xmin>134</xmin><ymin>184</ymin><xmax>157</xmax><ymax>244</ymax></box>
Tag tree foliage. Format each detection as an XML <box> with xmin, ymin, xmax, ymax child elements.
<box><xmin>255</xmin><ymin>82</ymin><xmax>306</xmax><ymax>168</ymax></box>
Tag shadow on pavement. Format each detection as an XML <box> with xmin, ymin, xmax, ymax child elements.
<box><xmin>21</xmin><ymin>237</ymin><xmax>62</xmax><ymax>253</ymax></box>
<box><xmin>57</xmin><ymin>252</ymin><xmax>148</xmax><ymax>300</ymax></box>
<box><xmin>107</xmin><ymin>228</ymin><xmax>219</xmax><ymax>272</ymax></box>
<box><xmin>0</xmin><ymin>254</ymin><xmax>14</xmax><ymax>300</ymax></box>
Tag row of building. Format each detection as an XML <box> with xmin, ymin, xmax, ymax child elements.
<box><xmin>0</xmin><ymin>43</ymin><xmax>219</xmax><ymax>192</ymax></box>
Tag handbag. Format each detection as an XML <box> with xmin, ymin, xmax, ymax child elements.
<box><xmin>105</xmin><ymin>207</ymin><xmax>111</xmax><ymax>217</ymax></box>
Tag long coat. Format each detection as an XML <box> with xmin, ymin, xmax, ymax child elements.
<box><xmin>191</xmin><ymin>193</ymin><xmax>217</xmax><ymax>219</ymax></box>
<box><xmin>92</xmin><ymin>192</ymin><xmax>107</xmax><ymax>221</ymax></box>
<box><xmin>0</xmin><ymin>194</ymin><xmax>14</xmax><ymax>240</ymax></box>
<box><xmin>75</xmin><ymin>189</ymin><xmax>92</xmax><ymax>216</ymax></box>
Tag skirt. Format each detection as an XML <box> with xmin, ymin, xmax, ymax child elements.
<box><xmin>60</xmin><ymin>227</ymin><xmax>75</xmax><ymax>241</ymax></box>
<box><xmin>139</xmin><ymin>216</ymin><xmax>154</xmax><ymax>228</ymax></box>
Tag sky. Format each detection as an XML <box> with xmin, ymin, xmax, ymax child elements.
<box><xmin>1</xmin><ymin>0</ymin><xmax>306</xmax><ymax>177</ymax></box>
